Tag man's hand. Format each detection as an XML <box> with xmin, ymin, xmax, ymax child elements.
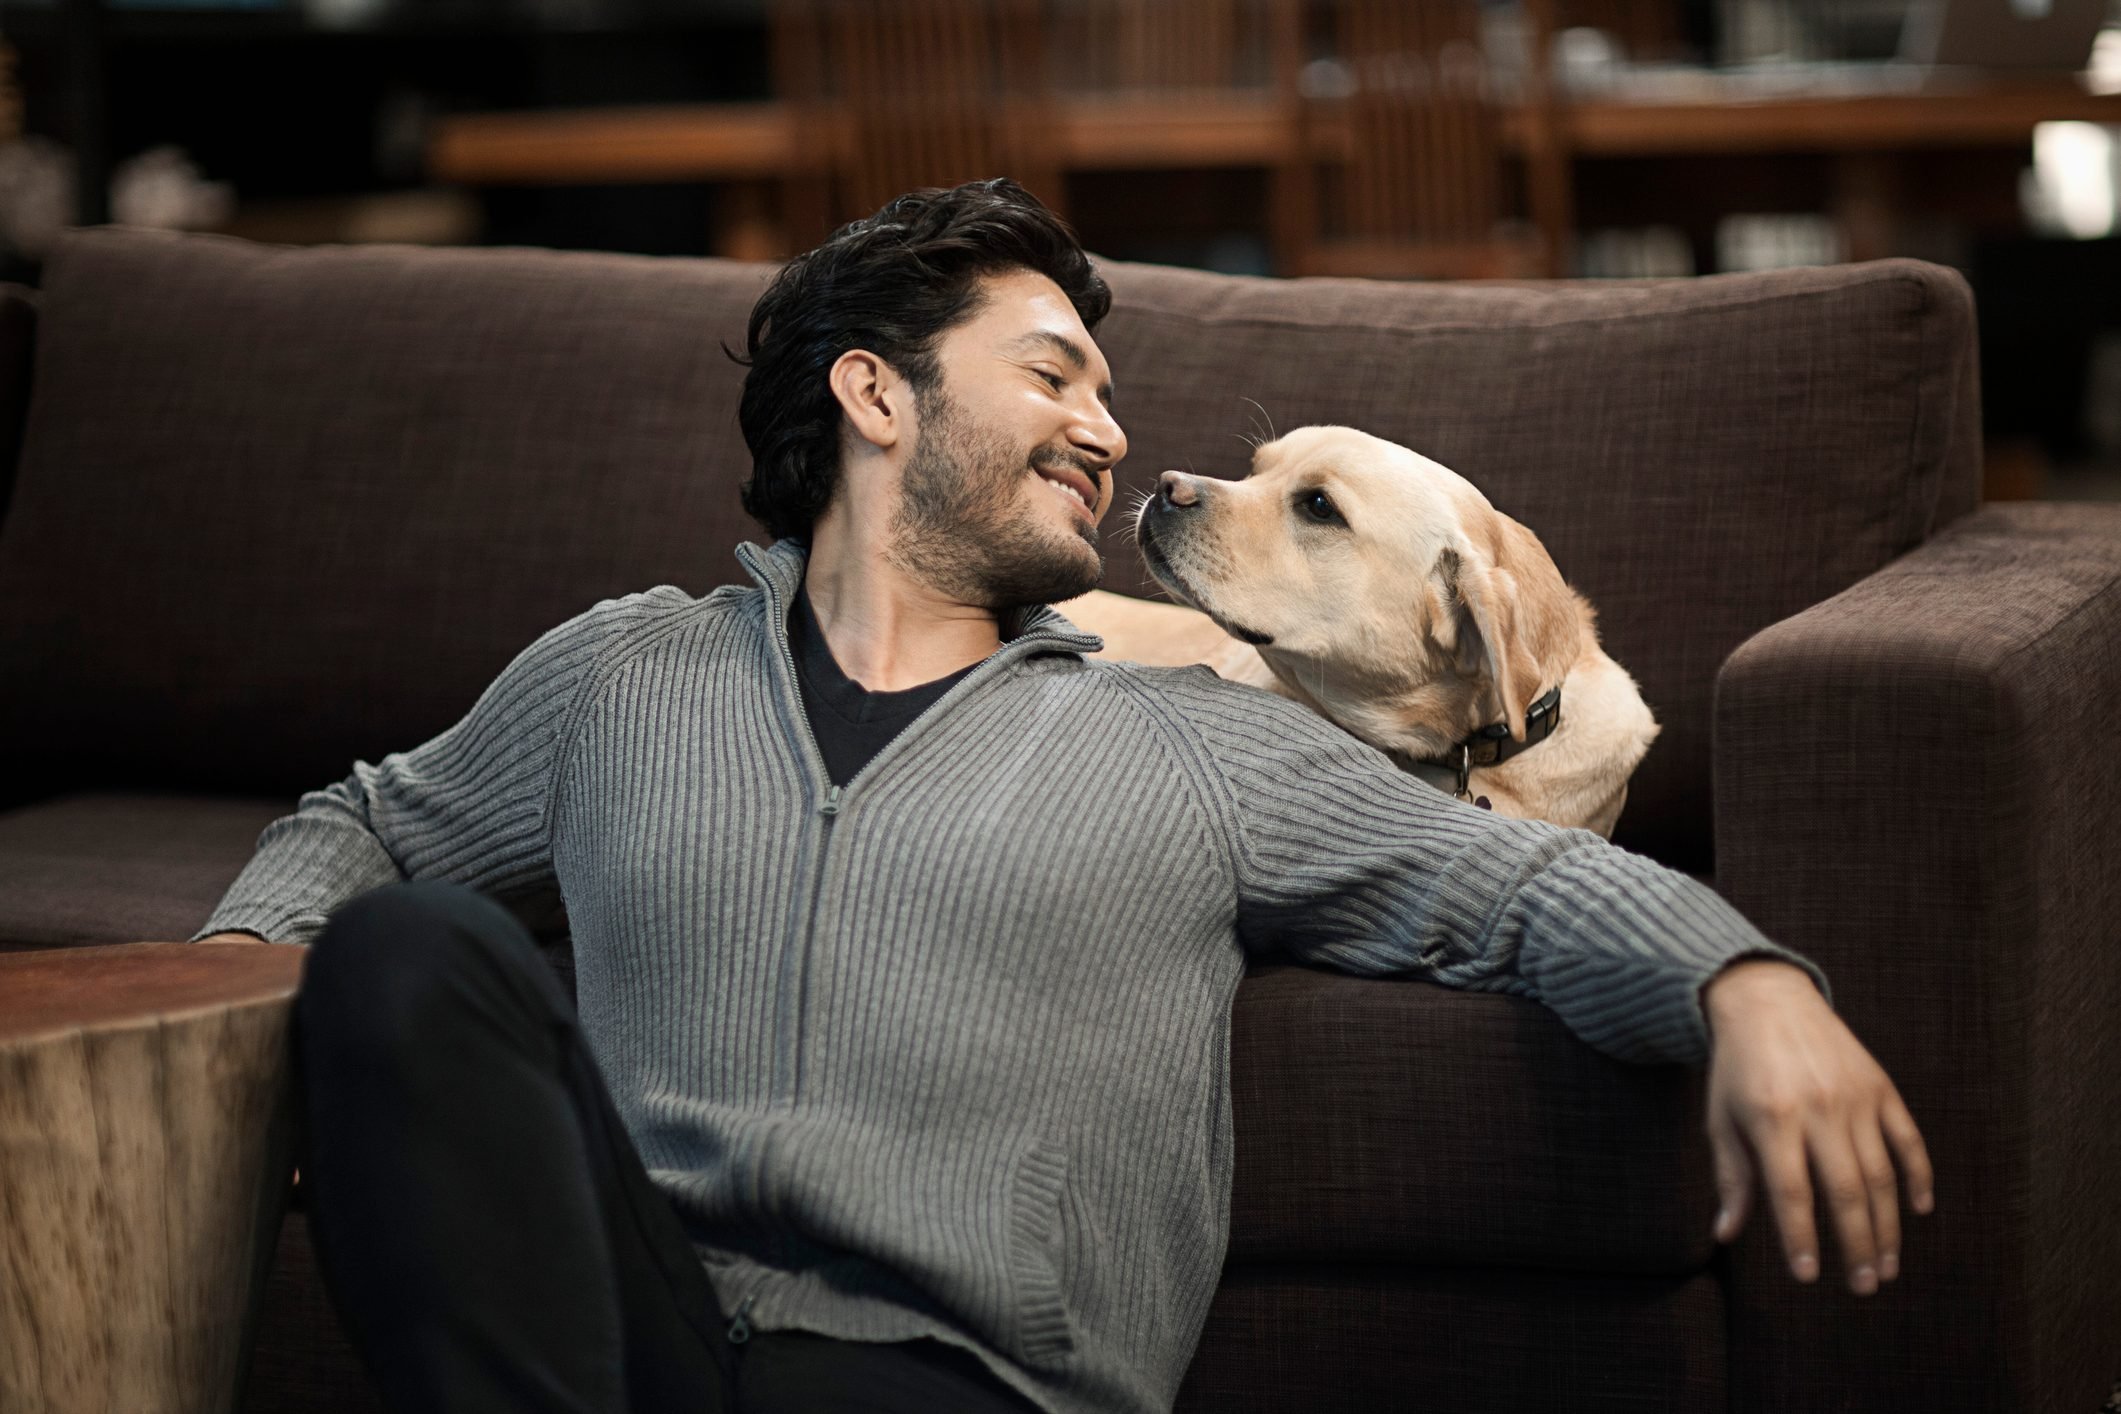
<box><xmin>1702</xmin><ymin>958</ymin><xmax>1935</xmax><ymax>1296</ymax></box>
<box><xmin>194</xmin><ymin>931</ymin><xmax>271</xmax><ymax>945</ymax></box>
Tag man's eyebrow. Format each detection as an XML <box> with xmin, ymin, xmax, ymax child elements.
<box><xmin>1004</xmin><ymin>331</ymin><xmax>1115</xmax><ymax>407</ymax></box>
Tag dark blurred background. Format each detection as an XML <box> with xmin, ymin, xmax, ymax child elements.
<box><xmin>2</xmin><ymin>0</ymin><xmax>2118</xmax><ymax>498</ymax></box>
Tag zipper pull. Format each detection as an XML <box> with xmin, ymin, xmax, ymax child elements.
<box><xmin>820</xmin><ymin>786</ymin><xmax>842</xmax><ymax>818</ymax></box>
<box><xmin>727</xmin><ymin>1293</ymin><xmax>755</xmax><ymax>1344</ymax></box>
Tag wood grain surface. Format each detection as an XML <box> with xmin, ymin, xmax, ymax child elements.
<box><xmin>0</xmin><ymin>943</ymin><xmax>306</xmax><ymax>1414</ymax></box>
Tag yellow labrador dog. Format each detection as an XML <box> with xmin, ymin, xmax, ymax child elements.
<box><xmin>1057</xmin><ymin>425</ymin><xmax>1659</xmax><ymax>838</ymax></box>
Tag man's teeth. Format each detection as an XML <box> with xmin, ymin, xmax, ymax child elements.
<box><xmin>1045</xmin><ymin>477</ymin><xmax>1090</xmax><ymax>510</ymax></box>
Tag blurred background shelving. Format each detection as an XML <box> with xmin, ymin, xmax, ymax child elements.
<box><xmin>2</xmin><ymin>0</ymin><xmax>2119</xmax><ymax>502</ymax></box>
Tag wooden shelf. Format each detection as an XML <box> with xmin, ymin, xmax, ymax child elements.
<box><xmin>429</xmin><ymin>102</ymin><xmax>797</xmax><ymax>185</ymax></box>
<box><xmin>1552</xmin><ymin>81</ymin><xmax>2121</xmax><ymax>155</ymax></box>
<box><xmin>427</xmin><ymin>79</ymin><xmax>2121</xmax><ymax>187</ymax></box>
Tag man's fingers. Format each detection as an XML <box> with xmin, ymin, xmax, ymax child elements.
<box><xmin>1851</xmin><ymin>1114</ymin><xmax>1902</xmax><ymax>1283</ymax></box>
<box><xmin>1755</xmin><ymin>1117</ymin><xmax>1821</xmax><ymax>1283</ymax></box>
<box><xmin>1808</xmin><ymin>1120</ymin><xmax>1881</xmax><ymax>1294</ymax></box>
<box><xmin>1707</xmin><ymin>1103</ymin><xmax>1754</xmax><ymax>1242</ymax></box>
<box><xmin>1880</xmin><ymin>1088</ymin><xmax>1936</xmax><ymax>1216</ymax></box>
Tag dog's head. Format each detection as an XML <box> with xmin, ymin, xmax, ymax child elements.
<box><xmin>1133</xmin><ymin>425</ymin><xmax>1589</xmax><ymax>758</ymax></box>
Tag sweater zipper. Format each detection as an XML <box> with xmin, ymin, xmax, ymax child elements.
<box><xmin>724</xmin><ymin>543</ymin><xmax>1102</xmax><ymax>1352</ymax></box>
<box><xmin>768</xmin><ymin>615</ymin><xmax>841</xmax><ymax>1110</ymax></box>
<box><xmin>738</xmin><ymin>541</ymin><xmax>1097</xmax><ymax>1111</ymax></box>
<box><xmin>787</xmin><ymin>781</ymin><xmax>842</xmax><ymax>1102</ymax></box>
<box><xmin>726</xmin><ymin>1290</ymin><xmax>758</xmax><ymax>1344</ymax></box>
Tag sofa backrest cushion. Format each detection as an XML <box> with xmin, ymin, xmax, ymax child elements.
<box><xmin>1091</xmin><ymin>258</ymin><xmax>1980</xmax><ymax>868</ymax></box>
<box><xmin>0</xmin><ymin>230</ymin><xmax>1978</xmax><ymax>871</ymax></box>
<box><xmin>0</xmin><ymin>230</ymin><xmax>775</xmax><ymax>812</ymax></box>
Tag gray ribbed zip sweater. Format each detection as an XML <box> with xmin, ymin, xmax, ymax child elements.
<box><xmin>196</xmin><ymin>536</ymin><xmax>1831</xmax><ymax>1414</ymax></box>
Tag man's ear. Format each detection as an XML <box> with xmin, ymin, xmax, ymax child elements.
<box><xmin>1434</xmin><ymin>541</ymin><xmax>1544</xmax><ymax>741</ymax></box>
<box><xmin>828</xmin><ymin>348</ymin><xmax>907</xmax><ymax>452</ymax></box>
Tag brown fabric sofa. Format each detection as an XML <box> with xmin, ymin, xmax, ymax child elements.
<box><xmin>0</xmin><ymin>227</ymin><xmax>2113</xmax><ymax>1414</ymax></box>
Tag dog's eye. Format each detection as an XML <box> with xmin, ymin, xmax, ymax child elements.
<box><xmin>1297</xmin><ymin>489</ymin><xmax>1344</xmax><ymax>525</ymax></box>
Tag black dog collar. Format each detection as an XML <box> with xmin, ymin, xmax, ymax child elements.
<box><xmin>1406</xmin><ymin>684</ymin><xmax>1564</xmax><ymax>803</ymax></box>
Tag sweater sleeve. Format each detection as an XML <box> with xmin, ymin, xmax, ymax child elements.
<box><xmin>1149</xmin><ymin>666</ymin><xmax>1832</xmax><ymax>1067</ymax></box>
<box><xmin>189</xmin><ymin>587</ymin><xmax>692</xmax><ymax>946</ymax></box>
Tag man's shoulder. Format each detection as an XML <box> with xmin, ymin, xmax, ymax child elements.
<box><xmin>1081</xmin><ymin>655</ymin><xmax>1265</xmax><ymax>701</ymax></box>
<box><xmin>1077</xmin><ymin>657</ymin><xmax>1228</xmax><ymax>692</ymax></box>
<box><xmin>575</xmin><ymin>581</ymin><xmax>751</xmax><ymax>633</ymax></box>
<box><xmin>1077</xmin><ymin>657</ymin><xmax>1333</xmax><ymax>733</ymax></box>
<box><xmin>1075</xmin><ymin>655</ymin><xmax>1415</xmax><ymax>785</ymax></box>
<box><xmin>525</xmin><ymin>581</ymin><xmax>755</xmax><ymax>677</ymax></box>
<box><xmin>575</xmin><ymin>581</ymin><xmax>759</xmax><ymax>656</ymax></box>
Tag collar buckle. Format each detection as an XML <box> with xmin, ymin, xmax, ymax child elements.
<box><xmin>1420</xmin><ymin>683</ymin><xmax>1565</xmax><ymax>796</ymax></box>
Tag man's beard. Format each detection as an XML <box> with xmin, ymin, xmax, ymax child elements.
<box><xmin>885</xmin><ymin>387</ymin><xmax>1104</xmax><ymax>612</ymax></box>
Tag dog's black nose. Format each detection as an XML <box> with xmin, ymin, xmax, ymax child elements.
<box><xmin>1157</xmin><ymin>470</ymin><xmax>1199</xmax><ymax>509</ymax></box>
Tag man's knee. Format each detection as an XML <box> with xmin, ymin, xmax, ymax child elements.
<box><xmin>300</xmin><ymin>881</ymin><xmax>548</xmax><ymax>1058</ymax></box>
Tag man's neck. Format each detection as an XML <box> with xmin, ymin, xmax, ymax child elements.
<box><xmin>801</xmin><ymin>514</ymin><xmax>1002</xmax><ymax>693</ymax></box>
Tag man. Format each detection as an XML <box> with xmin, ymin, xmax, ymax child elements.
<box><xmin>195</xmin><ymin>179</ymin><xmax>1934</xmax><ymax>1414</ymax></box>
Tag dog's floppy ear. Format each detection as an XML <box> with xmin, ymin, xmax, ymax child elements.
<box><xmin>1434</xmin><ymin>539</ymin><xmax>1546</xmax><ymax>742</ymax></box>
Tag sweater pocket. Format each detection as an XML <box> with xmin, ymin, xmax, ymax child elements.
<box><xmin>1006</xmin><ymin>1136</ymin><xmax>1075</xmax><ymax>1370</ymax></box>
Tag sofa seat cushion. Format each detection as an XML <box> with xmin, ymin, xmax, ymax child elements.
<box><xmin>1174</xmin><ymin>1260</ymin><xmax>1728</xmax><ymax>1413</ymax></box>
<box><xmin>0</xmin><ymin>792</ymin><xmax>288</xmax><ymax>948</ymax></box>
<box><xmin>1228</xmin><ymin>962</ymin><xmax>1717</xmax><ymax>1274</ymax></box>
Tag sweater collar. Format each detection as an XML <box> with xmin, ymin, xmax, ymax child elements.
<box><xmin>733</xmin><ymin>537</ymin><xmax>1106</xmax><ymax>662</ymax></box>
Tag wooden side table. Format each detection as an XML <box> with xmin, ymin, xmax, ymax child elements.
<box><xmin>0</xmin><ymin>942</ymin><xmax>306</xmax><ymax>1414</ymax></box>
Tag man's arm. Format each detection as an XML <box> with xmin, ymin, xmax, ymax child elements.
<box><xmin>188</xmin><ymin>587</ymin><xmax>693</xmax><ymax>946</ymax></box>
<box><xmin>1151</xmin><ymin>667</ymin><xmax>1827</xmax><ymax>1068</ymax></box>
<box><xmin>1151</xmin><ymin>668</ymin><xmax>1932</xmax><ymax>1297</ymax></box>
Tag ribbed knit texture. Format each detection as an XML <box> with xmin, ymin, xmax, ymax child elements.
<box><xmin>196</xmin><ymin>536</ymin><xmax>1832</xmax><ymax>1414</ymax></box>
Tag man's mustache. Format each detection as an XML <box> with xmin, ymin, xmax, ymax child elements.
<box><xmin>1032</xmin><ymin>449</ymin><xmax>1106</xmax><ymax>490</ymax></box>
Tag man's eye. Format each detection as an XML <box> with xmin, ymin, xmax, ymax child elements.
<box><xmin>1038</xmin><ymin>370</ymin><xmax>1066</xmax><ymax>391</ymax></box>
<box><xmin>1297</xmin><ymin>489</ymin><xmax>1343</xmax><ymax>525</ymax></box>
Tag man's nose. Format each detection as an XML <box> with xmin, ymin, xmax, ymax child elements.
<box><xmin>1070</xmin><ymin>403</ymin><xmax>1126</xmax><ymax>471</ymax></box>
<box><xmin>1157</xmin><ymin>470</ymin><xmax>1200</xmax><ymax>508</ymax></box>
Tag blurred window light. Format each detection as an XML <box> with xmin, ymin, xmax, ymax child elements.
<box><xmin>2025</xmin><ymin>121</ymin><xmax>2118</xmax><ymax>239</ymax></box>
<box><xmin>2090</xmin><ymin>24</ymin><xmax>2121</xmax><ymax>93</ymax></box>
<box><xmin>1552</xmin><ymin>26</ymin><xmax>1625</xmax><ymax>93</ymax></box>
<box><xmin>1716</xmin><ymin>213</ymin><xmax>1846</xmax><ymax>271</ymax></box>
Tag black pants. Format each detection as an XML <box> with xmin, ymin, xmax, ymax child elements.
<box><xmin>296</xmin><ymin>879</ymin><xmax>1040</xmax><ymax>1414</ymax></box>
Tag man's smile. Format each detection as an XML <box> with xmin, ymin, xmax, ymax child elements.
<box><xmin>1031</xmin><ymin>461</ymin><xmax>1099</xmax><ymax>521</ymax></box>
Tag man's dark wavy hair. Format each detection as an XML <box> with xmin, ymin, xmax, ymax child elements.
<box><xmin>730</xmin><ymin>178</ymin><xmax>1110</xmax><ymax>542</ymax></box>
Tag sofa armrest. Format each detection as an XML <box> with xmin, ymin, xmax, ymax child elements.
<box><xmin>1709</xmin><ymin>501</ymin><xmax>2121</xmax><ymax>1414</ymax></box>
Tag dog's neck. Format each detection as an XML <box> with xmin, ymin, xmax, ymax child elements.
<box><xmin>1250</xmin><ymin>647</ymin><xmax>1487</xmax><ymax>765</ymax></box>
<box><xmin>1198</xmin><ymin>638</ymin><xmax>1285</xmax><ymax>694</ymax></box>
<box><xmin>1390</xmin><ymin>684</ymin><xmax>1563</xmax><ymax>794</ymax></box>
<box><xmin>1246</xmin><ymin>642</ymin><xmax>1656</xmax><ymax>833</ymax></box>
<box><xmin>1468</xmin><ymin>651</ymin><xmax>1658</xmax><ymax>831</ymax></box>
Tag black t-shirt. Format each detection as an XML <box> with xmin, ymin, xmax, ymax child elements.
<box><xmin>788</xmin><ymin>581</ymin><xmax>979</xmax><ymax>788</ymax></box>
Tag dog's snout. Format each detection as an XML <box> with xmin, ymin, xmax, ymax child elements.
<box><xmin>1157</xmin><ymin>470</ymin><xmax>1200</xmax><ymax>509</ymax></box>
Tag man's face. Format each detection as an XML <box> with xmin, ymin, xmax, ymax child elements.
<box><xmin>884</xmin><ymin>269</ymin><xmax>1127</xmax><ymax>611</ymax></box>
